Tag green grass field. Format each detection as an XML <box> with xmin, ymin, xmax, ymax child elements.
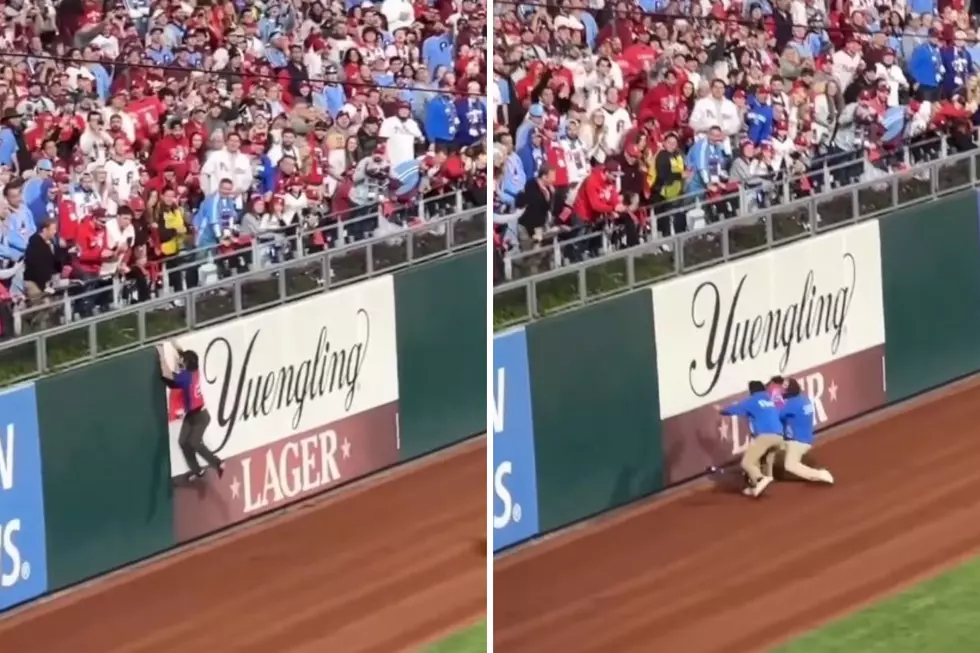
<box><xmin>420</xmin><ymin>620</ymin><xmax>486</xmax><ymax>653</ymax></box>
<box><xmin>773</xmin><ymin>554</ymin><xmax>980</xmax><ymax>652</ymax></box>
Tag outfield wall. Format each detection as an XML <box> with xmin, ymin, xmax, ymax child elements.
<box><xmin>0</xmin><ymin>247</ymin><xmax>486</xmax><ymax>612</ymax></box>
<box><xmin>492</xmin><ymin>191</ymin><xmax>980</xmax><ymax>553</ymax></box>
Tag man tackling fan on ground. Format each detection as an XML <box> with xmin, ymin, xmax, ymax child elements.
<box><xmin>719</xmin><ymin>376</ymin><xmax>834</xmax><ymax>498</ymax></box>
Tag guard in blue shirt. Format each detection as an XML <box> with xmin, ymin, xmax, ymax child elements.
<box><xmin>779</xmin><ymin>379</ymin><xmax>835</xmax><ymax>485</ymax></box>
<box><xmin>719</xmin><ymin>380</ymin><xmax>785</xmax><ymax>497</ymax></box>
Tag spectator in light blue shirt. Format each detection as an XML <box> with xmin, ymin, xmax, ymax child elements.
<box><xmin>146</xmin><ymin>27</ymin><xmax>174</xmax><ymax>65</ymax></box>
<box><xmin>422</xmin><ymin>24</ymin><xmax>454</xmax><ymax>79</ymax></box>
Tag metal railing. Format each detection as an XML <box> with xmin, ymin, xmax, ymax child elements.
<box><xmin>0</xmin><ymin>205</ymin><xmax>486</xmax><ymax>384</ymax></box>
<box><xmin>493</xmin><ymin>137</ymin><xmax>980</xmax><ymax>329</ymax></box>
<box><xmin>497</xmin><ymin>129</ymin><xmax>962</xmax><ymax>277</ymax></box>
<box><xmin>156</xmin><ymin>188</ymin><xmax>473</xmax><ymax>291</ymax></box>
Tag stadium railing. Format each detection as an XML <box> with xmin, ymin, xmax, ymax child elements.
<box><xmin>0</xmin><ymin>199</ymin><xmax>486</xmax><ymax>384</ymax></box>
<box><xmin>497</xmin><ymin>129</ymin><xmax>963</xmax><ymax>280</ymax></box>
<box><xmin>493</xmin><ymin>134</ymin><xmax>980</xmax><ymax>329</ymax></box>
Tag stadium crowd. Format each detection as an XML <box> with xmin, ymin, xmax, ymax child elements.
<box><xmin>0</xmin><ymin>0</ymin><xmax>488</xmax><ymax>336</ymax></box>
<box><xmin>492</xmin><ymin>0</ymin><xmax>980</xmax><ymax>279</ymax></box>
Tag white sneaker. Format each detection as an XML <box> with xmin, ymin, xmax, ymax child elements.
<box><xmin>819</xmin><ymin>469</ymin><xmax>835</xmax><ymax>485</ymax></box>
<box><xmin>751</xmin><ymin>476</ymin><xmax>774</xmax><ymax>497</ymax></box>
<box><xmin>742</xmin><ymin>487</ymin><xmax>754</xmax><ymax>497</ymax></box>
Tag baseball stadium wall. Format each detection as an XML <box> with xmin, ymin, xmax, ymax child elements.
<box><xmin>0</xmin><ymin>247</ymin><xmax>486</xmax><ymax>614</ymax></box>
<box><xmin>492</xmin><ymin>189</ymin><xmax>980</xmax><ymax>553</ymax></box>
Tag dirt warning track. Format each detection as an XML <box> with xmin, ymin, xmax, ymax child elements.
<box><xmin>0</xmin><ymin>438</ymin><xmax>486</xmax><ymax>653</ymax></box>
<box><xmin>495</xmin><ymin>380</ymin><xmax>980</xmax><ymax>653</ymax></box>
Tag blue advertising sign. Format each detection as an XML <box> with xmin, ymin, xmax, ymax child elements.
<box><xmin>0</xmin><ymin>383</ymin><xmax>47</xmax><ymax>611</ymax></box>
<box><xmin>492</xmin><ymin>327</ymin><xmax>540</xmax><ymax>552</ymax></box>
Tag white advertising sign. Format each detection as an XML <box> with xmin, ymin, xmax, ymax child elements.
<box><xmin>166</xmin><ymin>275</ymin><xmax>399</xmax><ymax>476</ymax></box>
<box><xmin>651</xmin><ymin>221</ymin><xmax>885</xmax><ymax>418</ymax></box>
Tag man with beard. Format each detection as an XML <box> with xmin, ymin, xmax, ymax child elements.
<box><xmin>149</xmin><ymin>118</ymin><xmax>191</xmax><ymax>179</ymax></box>
<box><xmin>267</xmin><ymin>128</ymin><xmax>304</xmax><ymax>168</ymax></box>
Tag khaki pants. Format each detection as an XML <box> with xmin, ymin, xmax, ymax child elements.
<box><xmin>782</xmin><ymin>441</ymin><xmax>826</xmax><ymax>482</ymax></box>
<box><xmin>740</xmin><ymin>434</ymin><xmax>784</xmax><ymax>484</ymax></box>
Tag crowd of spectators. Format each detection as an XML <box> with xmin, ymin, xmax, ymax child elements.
<box><xmin>0</xmin><ymin>0</ymin><xmax>488</xmax><ymax>337</ymax></box>
<box><xmin>492</xmin><ymin>0</ymin><xmax>980</xmax><ymax>280</ymax></box>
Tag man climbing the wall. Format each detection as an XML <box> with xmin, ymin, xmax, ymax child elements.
<box><xmin>157</xmin><ymin>341</ymin><xmax>224</xmax><ymax>482</ymax></box>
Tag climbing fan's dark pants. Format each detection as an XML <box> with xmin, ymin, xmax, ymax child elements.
<box><xmin>179</xmin><ymin>408</ymin><xmax>222</xmax><ymax>475</ymax></box>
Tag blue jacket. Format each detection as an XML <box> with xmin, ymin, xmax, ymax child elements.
<box><xmin>192</xmin><ymin>194</ymin><xmax>240</xmax><ymax>248</ymax></box>
<box><xmin>515</xmin><ymin>119</ymin><xmax>537</xmax><ymax>152</ymax></box>
<box><xmin>423</xmin><ymin>95</ymin><xmax>458</xmax><ymax>142</ymax></box>
<box><xmin>685</xmin><ymin>139</ymin><xmax>729</xmax><ymax>194</ymax></box>
<box><xmin>3</xmin><ymin>205</ymin><xmax>35</xmax><ymax>259</ymax></box>
<box><xmin>499</xmin><ymin>153</ymin><xmax>526</xmax><ymax>209</ymax></box>
<box><xmin>253</xmin><ymin>154</ymin><xmax>276</xmax><ymax>196</ymax></box>
<box><xmin>517</xmin><ymin>142</ymin><xmax>545</xmax><ymax>182</ymax></box>
<box><xmin>941</xmin><ymin>46</ymin><xmax>973</xmax><ymax>94</ymax></box>
<box><xmin>27</xmin><ymin>180</ymin><xmax>55</xmax><ymax>228</ymax></box>
<box><xmin>908</xmin><ymin>43</ymin><xmax>944</xmax><ymax>88</ymax></box>
<box><xmin>455</xmin><ymin>98</ymin><xmax>487</xmax><ymax>147</ymax></box>
<box><xmin>780</xmin><ymin>395</ymin><xmax>816</xmax><ymax>445</ymax></box>
<box><xmin>745</xmin><ymin>97</ymin><xmax>774</xmax><ymax>145</ymax></box>
<box><xmin>721</xmin><ymin>391</ymin><xmax>784</xmax><ymax>437</ymax></box>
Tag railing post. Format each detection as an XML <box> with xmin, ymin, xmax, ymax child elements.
<box><xmin>112</xmin><ymin>277</ymin><xmax>122</xmax><ymax>308</ymax></box>
<box><xmin>137</xmin><ymin>305</ymin><xmax>147</xmax><ymax>345</ymax></box>
<box><xmin>676</xmin><ymin>234</ymin><xmax>685</xmax><ymax>273</ymax></box>
<box><xmin>62</xmin><ymin>291</ymin><xmax>71</xmax><ymax>323</ymax></box>
<box><xmin>36</xmin><ymin>334</ymin><xmax>46</xmax><ymax>377</ymax></box>
<box><xmin>250</xmin><ymin>239</ymin><xmax>260</xmax><ymax>271</ymax></box>
<box><xmin>233</xmin><ymin>277</ymin><xmax>243</xmax><ymax>315</ymax></box>
<box><xmin>527</xmin><ymin>278</ymin><xmax>537</xmax><ymax>318</ymax></box>
<box><xmin>88</xmin><ymin>322</ymin><xmax>98</xmax><ymax>360</ymax></box>
<box><xmin>277</xmin><ymin>265</ymin><xmax>287</xmax><ymax>302</ymax></box>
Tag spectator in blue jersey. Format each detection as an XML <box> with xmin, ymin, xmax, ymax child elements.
<box><xmin>422</xmin><ymin>21</ymin><xmax>456</xmax><ymax>80</ymax></box>
<box><xmin>908</xmin><ymin>28</ymin><xmax>946</xmax><ymax>101</ymax></box>
<box><xmin>745</xmin><ymin>90</ymin><xmax>775</xmax><ymax>145</ymax></box>
<box><xmin>192</xmin><ymin>179</ymin><xmax>242</xmax><ymax>249</ymax></box>
<box><xmin>496</xmin><ymin>141</ymin><xmax>526</xmax><ymax>209</ymax></box>
<box><xmin>720</xmin><ymin>380</ymin><xmax>785</xmax><ymax>498</ymax></box>
<box><xmin>425</xmin><ymin>82</ymin><xmax>462</xmax><ymax>149</ymax></box>
<box><xmin>456</xmin><ymin>82</ymin><xmax>488</xmax><ymax>147</ymax></box>
<box><xmin>941</xmin><ymin>31</ymin><xmax>974</xmax><ymax>99</ymax></box>
<box><xmin>778</xmin><ymin>378</ymin><xmax>834</xmax><ymax>485</ymax></box>
<box><xmin>685</xmin><ymin>127</ymin><xmax>730</xmax><ymax>199</ymax></box>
